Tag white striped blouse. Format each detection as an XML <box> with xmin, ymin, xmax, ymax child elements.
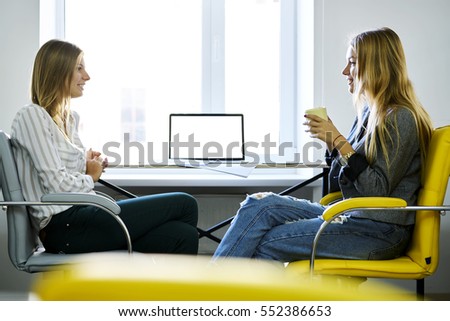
<box><xmin>10</xmin><ymin>104</ymin><xmax>95</xmax><ymax>231</ymax></box>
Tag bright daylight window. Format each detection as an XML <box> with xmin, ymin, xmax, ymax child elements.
<box><xmin>42</xmin><ymin>0</ymin><xmax>305</xmax><ymax>166</ymax></box>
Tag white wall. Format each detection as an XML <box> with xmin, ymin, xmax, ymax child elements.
<box><xmin>314</xmin><ymin>0</ymin><xmax>450</xmax><ymax>295</ymax></box>
<box><xmin>0</xmin><ymin>0</ymin><xmax>38</xmax><ymax>131</ymax></box>
<box><xmin>316</xmin><ymin>0</ymin><xmax>450</xmax><ymax>130</ymax></box>
<box><xmin>0</xmin><ymin>0</ymin><xmax>39</xmax><ymax>292</ymax></box>
<box><xmin>0</xmin><ymin>0</ymin><xmax>449</xmax><ymax>296</ymax></box>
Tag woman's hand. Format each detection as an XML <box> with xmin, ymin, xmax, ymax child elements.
<box><xmin>86</xmin><ymin>148</ymin><xmax>101</xmax><ymax>160</ymax></box>
<box><xmin>86</xmin><ymin>148</ymin><xmax>108</xmax><ymax>170</ymax></box>
<box><xmin>86</xmin><ymin>157</ymin><xmax>103</xmax><ymax>182</ymax></box>
<box><xmin>86</xmin><ymin>148</ymin><xmax>108</xmax><ymax>182</ymax></box>
<box><xmin>303</xmin><ymin>114</ymin><xmax>343</xmax><ymax>150</ymax></box>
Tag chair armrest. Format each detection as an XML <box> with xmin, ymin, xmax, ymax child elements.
<box><xmin>40</xmin><ymin>192</ymin><xmax>131</xmax><ymax>253</ymax></box>
<box><xmin>308</xmin><ymin>197</ymin><xmax>408</xmax><ymax>275</ymax></box>
<box><xmin>94</xmin><ymin>190</ymin><xmax>116</xmax><ymax>202</ymax></box>
<box><xmin>41</xmin><ymin>192</ymin><xmax>121</xmax><ymax>215</ymax></box>
<box><xmin>321</xmin><ymin>197</ymin><xmax>407</xmax><ymax>221</ymax></box>
<box><xmin>309</xmin><ymin>197</ymin><xmax>450</xmax><ymax>276</ymax></box>
<box><xmin>319</xmin><ymin>191</ymin><xmax>343</xmax><ymax>205</ymax></box>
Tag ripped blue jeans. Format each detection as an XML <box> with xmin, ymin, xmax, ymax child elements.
<box><xmin>212</xmin><ymin>193</ymin><xmax>413</xmax><ymax>262</ymax></box>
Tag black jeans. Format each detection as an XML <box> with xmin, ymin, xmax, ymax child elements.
<box><xmin>40</xmin><ymin>192</ymin><xmax>199</xmax><ymax>255</ymax></box>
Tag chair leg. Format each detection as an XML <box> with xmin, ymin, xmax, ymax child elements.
<box><xmin>416</xmin><ymin>279</ymin><xmax>425</xmax><ymax>300</ymax></box>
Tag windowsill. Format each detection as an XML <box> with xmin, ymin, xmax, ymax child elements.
<box><xmin>99</xmin><ymin>165</ymin><xmax>325</xmax><ymax>188</ymax></box>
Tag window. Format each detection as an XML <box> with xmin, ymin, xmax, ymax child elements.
<box><xmin>41</xmin><ymin>0</ymin><xmax>314</xmax><ymax>166</ymax></box>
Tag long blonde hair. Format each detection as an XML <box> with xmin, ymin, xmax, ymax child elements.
<box><xmin>31</xmin><ymin>39</ymin><xmax>83</xmax><ymax>138</ymax></box>
<box><xmin>350</xmin><ymin>27</ymin><xmax>433</xmax><ymax>167</ymax></box>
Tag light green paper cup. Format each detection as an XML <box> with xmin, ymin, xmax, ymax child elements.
<box><xmin>305</xmin><ymin>107</ymin><xmax>327</xmax><ymax>120</ymax></box>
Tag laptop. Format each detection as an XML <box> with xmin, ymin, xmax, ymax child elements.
<box><xmin>168</xmin><ymin>113</ymin><xmax>257</xmax><ymax>177</ymax></box>
<box><xmin>169</xmin><ymin>113</ymin><xmax>245</xmax><ymax>163</ymax></box>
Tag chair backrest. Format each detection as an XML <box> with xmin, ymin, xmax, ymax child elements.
<box><xmin>407</xmin><ymin>126</ymin><xmax>450</xmax><ymax>273</ymax></box>
<box><xmin>0</xmin><ymin>130</ymin><xmax>40</xmax><ymax>271</ymax></box>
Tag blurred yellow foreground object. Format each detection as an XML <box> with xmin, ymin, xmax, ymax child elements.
<box><xmin>32</xmin><ymin>253</ymin><xmax>414</xmax><ymax>301</ymax></box>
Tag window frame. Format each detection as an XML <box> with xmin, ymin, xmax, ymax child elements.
<box><xmin>40</xmin><ymin>0</ymin><xmax>316</xmax><ymax>168</ymax></box>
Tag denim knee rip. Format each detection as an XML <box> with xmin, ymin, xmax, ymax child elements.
<box><xmin>319</xmin><ymin>214</ymin><xmax>351</xmax><ymax>224</ymax></box>
<box><xmin>247</xmin><ymin>192</ymin><xmax>350</xmax><ymax>225</ymax></box>
<box><xmin>247</xmin><ymin>191</ymin><xmax>276</xmax><ymax>200</ymax></box>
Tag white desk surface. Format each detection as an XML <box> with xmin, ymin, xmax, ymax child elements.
<box><xmin>100</xmin><ymin>164</ymin><xmax>326</xmax><ymax>188</ymax></box>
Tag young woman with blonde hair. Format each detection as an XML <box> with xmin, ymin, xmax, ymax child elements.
<box><xmin>213</xmin><ymin>27</ymin><xmax>433</xmax><ymax>261</ymax></box>
<box><xmin>11</xmin><ymin>39</ymin><xmax>199</xmax><ymax>255</ymax></box>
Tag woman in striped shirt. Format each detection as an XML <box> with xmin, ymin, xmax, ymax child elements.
<box><xmin>11</xmin><ymin>39</ymin><xmax>199</xmax><ymax>255</ymax></box>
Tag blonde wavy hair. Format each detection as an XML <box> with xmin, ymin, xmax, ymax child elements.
<box><xmin>350</xmin><ymin>27</ymin><xmax>433</xmax><ymax>168</ymax></box>
<box><xmin>31</xmin><ymin>39</ymin><xmax>83</xmax><ymax>138</ymax></box>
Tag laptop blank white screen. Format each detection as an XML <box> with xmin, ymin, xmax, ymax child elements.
<box><xmin>169</xmin><ymin>114</ymin><xmax>244</xmax><ymax>160</ymax></box>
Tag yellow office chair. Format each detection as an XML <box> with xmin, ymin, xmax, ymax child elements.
<box><xmin>287</xmin><ymin>125</ymin><xmax>450</xmax><ymax>298</ymax></box>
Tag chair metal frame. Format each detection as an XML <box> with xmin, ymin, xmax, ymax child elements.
<box><xmin>0</xmin><ymin>198</ymin><xmax>132</xmax><ymax>253</ymax></box>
